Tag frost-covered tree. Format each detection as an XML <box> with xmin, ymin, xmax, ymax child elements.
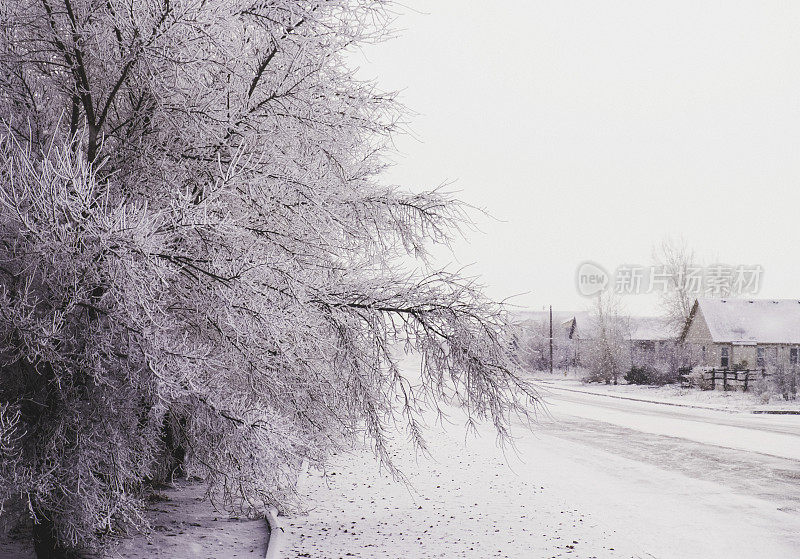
<box><xmin>0</xmin><ymin>1</ymin><xmax>537</xmax><ymax>556</ymax></box>
<box><xmin>515</xmin><ymin>319</ymin><xmax>576</xmax><ymax>372</ymax></box>
<box><xmin>652</xmin><ymin>237</ymin><xmax>696</xmax><ymax>334</ymax></box>
<box><xmin>583</xmin><ymin>293</ymin><xmax>630</xmax><ymax>384</ymax></box>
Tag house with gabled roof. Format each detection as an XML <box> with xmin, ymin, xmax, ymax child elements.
<box><xmin>679</xmin><ymin>298</ymin><xmax>800</xmax><ymax>370</ymax></box>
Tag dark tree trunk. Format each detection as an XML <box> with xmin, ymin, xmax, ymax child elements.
<box><xmin>32</xmin><ymin>511</ymin><xmax>75</xmax><ymax>559</ymax></box>
<box><xmin>161</xmin><ymin>413</ymin><xmax>187</xmax><ymax>483</ymax></box>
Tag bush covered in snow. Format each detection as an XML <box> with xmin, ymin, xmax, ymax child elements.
<box><xmin>624</xmin><ymin>365</ymin><xmax>678</xmax><ymax>386</ymax></box>
<box><xmin>755</xmin><ymin>364</ymin><xmax>799</xmax><ymax>401</ymax></box>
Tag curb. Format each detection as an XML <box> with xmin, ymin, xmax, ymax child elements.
<box><xmin>264</xmin><ymin>459</ymin><xmax>307</xmax><ymax>559</ymax></box>
<box><xmin>540</xmin><ymin>383</ymin><xmax>736</xmax><ymax>413</ymax></box>
<box><xmin>540</xmin><ymin>382</ymin><xmax>800</xmax><ymax>415</ymax></box>
<box><xmin>264</xmin><ymin>506</ymin><xmax>283</xmax><ymax>559</ymax></box>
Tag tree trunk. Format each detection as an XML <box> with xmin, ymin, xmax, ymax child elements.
<box><xmin>32</xmin><ymin>510</ymin><xmax>74</xmax><ymax>559</ymax></box>
<box><xmin>160</xmin><ymin>413</ymin><xmax>186</xmax><ymax>484</ymax></box>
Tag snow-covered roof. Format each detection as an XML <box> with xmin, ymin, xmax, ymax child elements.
<box><xmin>628</xmin><ymin>316</ymin><xmax>677</xmax><ymax>341</ymax></box>
<box><xmin>692</xmin><ymin>298</ymin><xmax>800</xmax><ymax>344</ymax></box>
<box><xmin>511</xmin><ymin>310</ymin><xmax>590</xmax><ymax>326</ymax></box>
<box><xmin>511</xmin><ymin>310</ymin><xmax>591</xmax><ymax>340</ymax></box>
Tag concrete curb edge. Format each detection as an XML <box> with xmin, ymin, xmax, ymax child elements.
<box><xmin>540</xmin><ymin>383</ymin><xmax>738</xmax><ymax>412</ymax></box>
<box><xmin>540</xmin><ymin>383</ymin><xmax>800</xmax><ymax>415</ymax></box>
<box><xmin>264</xmin><ymin>507</ymin><xmax>283</xmax><ymax>559</ymax></box>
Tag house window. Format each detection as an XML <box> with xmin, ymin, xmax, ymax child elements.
<box><xmin>721</xmin><ymin>347</ymin><xmax>729</xmax><ymax>368</ymax></box>
<box><xmin>791</xmin><ymin>348</ymin><xmax>798</xmax><ymax>365</ymax></box>
<box><xmin>757</xmin><ymin>347</ymin><xmax>765</xmax><ymax>368</ymax></box>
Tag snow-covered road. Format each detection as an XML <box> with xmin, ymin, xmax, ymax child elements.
<box><xmin>542</xmin><ymin>386</ymin><xmax>800</xmax><ymax>459</ymax></box>
<box><xmin>285</xmin><ymin>386</ymin><xmax>800</xmax><ymax>559</ymax></box>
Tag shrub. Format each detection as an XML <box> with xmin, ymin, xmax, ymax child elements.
<box><xmin>752</xmin><ymin>365</ymin><xmax>799</xmax><ymax>400</ymax></box>
<box><xmin>685</xmin><ymin>367</ymin><xmax>713</xmax><ymax>390</ymax></box>
<box><xmin>767</xmin><ymin>364</ymin><xmax>799</xmax><ymax>401</ymax></box>
<box><xmin>625</xmin><ymin>364</ymin><xmax>679</xmax><ymax>386</ymax></box>
<box><xmin>625</xmin><ymin>366</ymin><xmax>650</xmax><ymax>385</ymax></box>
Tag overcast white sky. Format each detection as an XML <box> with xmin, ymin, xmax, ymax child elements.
<box><xmin>352</xmin><ymin>1</ymin><xmax>800</xmax><ymax>316</ymax></box>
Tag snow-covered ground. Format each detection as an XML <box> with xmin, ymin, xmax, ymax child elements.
<box><xmin>285</xmin><ymin>380</ymin><xmax>800</xmax><ymax>558</ymax></box>
<box><xmin>114</xmin><ymin>482</ymin><xmax>268</xmax><ymax>559</ymax></box>
<box><xmin>4</xmin><ymin>370</ymin><xmax>797</xmax><ymax>559</ymax></box>
<box><xmin>0</xmin><ymin>482</ymin><xmax>269</xmax><ymax>559</ymax></box>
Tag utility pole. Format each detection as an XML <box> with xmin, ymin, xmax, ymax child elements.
<box><xmin>549</xmin><ymin>305</ymin><xmax>553</xmax><ymax>374</ymax></box>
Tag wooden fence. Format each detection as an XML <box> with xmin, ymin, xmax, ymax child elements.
<box><xmin>680</xmin><ymin>368</ymin><xmax>770</xmax><ymax>392</ymax></box>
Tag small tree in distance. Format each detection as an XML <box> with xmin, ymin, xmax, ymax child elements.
<box><xmin>652</xmin><ymin>236</ymin><xmax>696</xmax><ymax>334</ymax></box>
<box><xmin>584</xmin><ymin>292</ymin><xmax>630</xmax><ymax>384</ymax></box>
<box><xmin>0</xmin><ymin>1</ymin><xmax>538</xmax><ymax>556</ymax></box>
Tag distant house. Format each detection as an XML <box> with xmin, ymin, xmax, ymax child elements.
<box><xmin>628</xmin><ymin>316</ymin><xmax>679</xmax><ymax>370</ymax></box>
<box><xmin>515</xmin><ymin>311</ymin><xmax>683</xmax><ymax>373</ymax></box>
<box><xmin>680</xmin><ymin>298</ymin><xmax>800</xmax><ymax>369</ymax></box>
<box><xmin>513</xmin><ymin>310</ymin><xmax>589</xmax><ymax>370</ymax></box>
<box><xmin>629</xmin><ymin>316</ymin><xmax>675</xmax><ymax>350</ymax></box>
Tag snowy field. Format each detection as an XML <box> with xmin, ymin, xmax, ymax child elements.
<box><xmin>285</xmin><ymin>379</ymin><xmax>800</xmax><ymax>558</ymax></box>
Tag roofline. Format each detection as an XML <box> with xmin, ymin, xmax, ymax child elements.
<box><xmin>680</xmin><ymin>297</ymin><xmax>800</xmax><ymax>344</ymax></box>
<box><xmin>630</xmin><ymin>335</ymin><xmax>677</xmax><ymax>342</ymax></box>
<box><xmin>695</xmin><ymin>297</ymin><xmax>800</xmax><ymax>304</ymax></box>
<box><xmin>678</xmin><ymin>299</ymin><xmax>699</xmax><ymax>343</ymax></box>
